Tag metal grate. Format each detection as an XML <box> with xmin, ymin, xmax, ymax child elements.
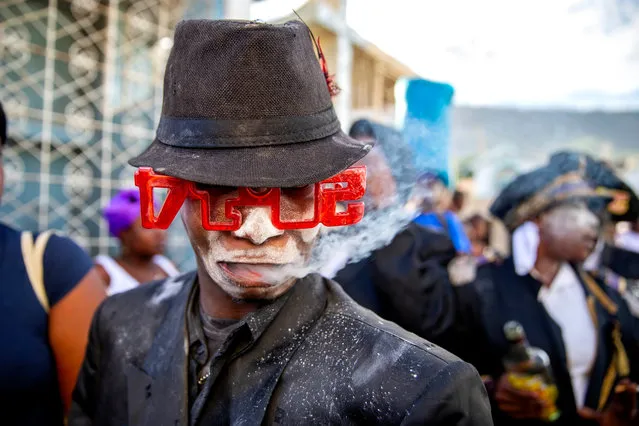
<box><xmin>0</xmin><ymin>0</ymin><xmax>198</xmax><ymax>270</ymax></box>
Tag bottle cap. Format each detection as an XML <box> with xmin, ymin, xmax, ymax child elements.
<box><xmin>504</xmin><ymin>321</ymin><xmax>525</xmax><ymax>341</ymax></box>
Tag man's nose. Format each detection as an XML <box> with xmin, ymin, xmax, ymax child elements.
<box><xmin>232</xmin><ymin>207</ymin><xmax>284</xmax><ymax>245</ymax></box>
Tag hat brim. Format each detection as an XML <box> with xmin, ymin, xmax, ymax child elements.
<box><xmin>129</xmin><ymin>130</ymin><xmax>372</xmax><ymax>188</ymax></box>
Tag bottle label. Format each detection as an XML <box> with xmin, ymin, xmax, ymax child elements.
<box><xmin>507</xmin><ymin>373</ymin><xmax>561</xmax><ymax>422</ymax></box>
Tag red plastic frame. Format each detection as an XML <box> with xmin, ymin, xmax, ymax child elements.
<box><xmin>134</xmin><ymin>166</ymin><xmax>367</xmax><ymax>231</ymax></box>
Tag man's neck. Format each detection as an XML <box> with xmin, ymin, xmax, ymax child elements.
<box><xmin>533</xmin><ymin>246</ymin><xmax>562</xmax><ymax>288</ymax></box>
<box><xmin>196</xmin><ymin>267</ymin><xmax>263</xmax><ymax>320</ymax></box>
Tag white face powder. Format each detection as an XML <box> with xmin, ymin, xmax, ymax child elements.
<box><xmin>542</xmin><ymin>203</ymin><xmax>600</xmax><ymax>240</ymax></box>
<box><xmin>232</xmin><ymin>207</ymin><xmax>284</xmax><ymax>245</ymax></box>
<box><xmin>539</xmin><ymin>202</ymin><xmax>601</xmax><ymax>262</ymax></box>
<box><xmin>182</xmin><ymin>197</ymin><xmax>321</xmax><ymax>301</ymax></box>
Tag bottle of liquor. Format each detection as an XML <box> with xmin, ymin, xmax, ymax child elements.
<box><xmin>503</xmin><ymin>321</ymin><xmax>561</xmax><ymax>422</ymax></box>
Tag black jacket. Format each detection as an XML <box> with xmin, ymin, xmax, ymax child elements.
<box><xmin>602</xmin><ymin>243</ymin><xmax>639</xmax><ymax>280</ymax></box>
<box><xmin>336</xmin><ymin>222</ymin><xmax>486</xmax><ymax>361</ymax></box>
<box><xmin>69</xmin><ymin>272</ymin><xmax>492</xmax><ymax>426</ymax></box>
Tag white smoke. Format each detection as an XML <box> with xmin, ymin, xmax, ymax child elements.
<box><xmin>304</xmin><ymin>121</ymin><xmax>422</xmax><ymax>279</ymax></box>
<box><xmin>242</xmin><ymin>198</ymin><xmax>418</xmax><ymax>283</ymax></box>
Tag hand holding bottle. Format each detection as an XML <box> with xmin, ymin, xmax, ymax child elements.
<box><xmin>495</xmin><ymin>373</ymin><xmax>551</xmax><ymax>419</ymax></box>
<box><xmin>499</xmin><ymin>321</ymin><xmax>561</xmax><ymax>422</ymax></box>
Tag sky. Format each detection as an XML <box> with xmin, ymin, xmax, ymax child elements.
<box><xmin>251</xmin><ymin>0</ymin><xmax>639</xmax><ymax>110</ymax></box>
<box><xmin>346</xmin><ymin>0</ymin><xmax>639</xmax><ymax>110</ymax></box>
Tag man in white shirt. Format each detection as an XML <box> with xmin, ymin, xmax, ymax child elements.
<box><xmin>465</xmin><ymin>161</ymin><xmax>639</xmax><ymax>426</ymax></box>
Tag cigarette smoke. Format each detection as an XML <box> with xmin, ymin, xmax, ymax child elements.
<box><xmin>255</xmin><ymin>120</ymin><xmax>425</xmax><ymax>282</ymax></box>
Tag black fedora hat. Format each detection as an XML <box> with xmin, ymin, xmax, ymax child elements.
<box><xmin>130</xmin><ymin>19</ymin><xmax>372</xmax><ymax>188</ymax></box>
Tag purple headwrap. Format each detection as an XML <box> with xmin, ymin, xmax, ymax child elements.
<box><xmin>103</xmin><ymin>189</ymin><xmax>143</xmax><ymax>237</ymax></box>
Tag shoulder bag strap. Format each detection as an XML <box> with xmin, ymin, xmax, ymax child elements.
<box><xmin>20</xmin><ymin>230</ymin><xmax>54</xmax><ymax>313</ymax></box>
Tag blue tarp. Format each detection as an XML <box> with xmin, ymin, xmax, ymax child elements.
<box><xmin>395</xmin><ymin>78</ymin><xmax>454</xmax><ymax>187</ymax></box>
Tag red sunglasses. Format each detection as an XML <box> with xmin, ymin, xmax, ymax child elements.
<box><xmin>134</xmin><ymin>166</ymin><xmax>367</xmax><ymax>231</ymax></box>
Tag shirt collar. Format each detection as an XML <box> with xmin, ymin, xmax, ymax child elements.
<box><xmin>186</xmin><ymin>278</ymin><xmax>293</xmax><ymax>362</ymax></box>
<box><xmin>538</xmin><ymin>263</ymin><xmax>581</xmax><ymax>300</ymax></box>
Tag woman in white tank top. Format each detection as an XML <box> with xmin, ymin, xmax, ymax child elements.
<box><xmin>96</xmin><ymin>189</ymin><xmax>179</xmax><ymax>296</ymax></box>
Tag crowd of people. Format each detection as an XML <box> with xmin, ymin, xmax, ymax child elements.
<box><xmin>2</xmin><ymin>18</ymin><xmax>639</xmax><ymax>426</ymax></box>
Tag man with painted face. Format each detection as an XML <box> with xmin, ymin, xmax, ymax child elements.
<box><xmin>334</xmin><ymin>119</ymin><xmax>481</xmax><ymax>358</ymax></box>
<box><xmin>69</xmin><ymin>20</ymin><xmax>491</xmax><ymax>426</ymax></box>
<box><xmin>551</xmin><ymin>151</ymin><xmax>639</xmax><ymax>317</ymax></box>
<box><xmin>462</xmin><ymin>160</ymin><xmax>639</xmax><ymax>426</ymax></box>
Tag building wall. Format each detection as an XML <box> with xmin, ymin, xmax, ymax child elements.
<box><xmin>0</xmin><ymin>0</ymin><xmax>204</xmax><ymax>269</ymax></box>
<box><xmin>312</xmin><ymin>31</ymin><xmax>408</xmax><ymax>128</ymax></box>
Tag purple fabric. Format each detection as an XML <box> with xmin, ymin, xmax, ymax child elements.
<box><xmin>103</xmin><ymin>189</ymin><xmax>142</xmax><ymax>237</ymax></box>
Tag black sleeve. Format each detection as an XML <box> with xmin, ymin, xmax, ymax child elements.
<box><xmin>464</xmin><ymin>263</ymin><xmax>507</xmax><ymax>377</ymax></box>
<box><xmin>371</xmin><ymin>223</ymin><xmax>484</xmax><ymax>356</ymax></box>
<box><xmin>400</xmin><ymin>361</ymin><xmax>494</xmax><ymax>426</ymax></box>
<box><xmin>602</xmin><ymin>244</ymin><xmax>639</xmax><ymax>280</ymax></box>
<box><xmin>68</xmin><ymin>301</ymin><xmax>105</xmax><ymax>425</ymax></box>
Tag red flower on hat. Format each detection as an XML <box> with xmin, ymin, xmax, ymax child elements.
<box><xmin>317</xmin><ymin>37</ymin><xmax>340</xmax><ymax>97</ymax></box>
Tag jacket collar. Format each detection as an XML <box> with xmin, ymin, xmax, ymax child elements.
<box><xmin>126</xmin><ymin>272</ymin><xmax>195</xmax><ymax>426</ymax></box>
<box><xmin>126</xmin><ymin>271</ymin><xmax>329</xmax><ymax>426</ymax></box>
<box><xmin>186</xmin><ymin>281</ymin><xmax>292</xmax><ymax>365</ymax></box>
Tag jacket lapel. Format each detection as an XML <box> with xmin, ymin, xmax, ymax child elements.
<box><xmin>126</xmin><ymin>364</ymin><xmax>154</xmax><ymax>426</ymax></box>
<box><xmin>499</xmin><ymin>262</ymin><xmax>567</xmax><ymax>364</ymax></box>
<box><xmin>494</xmin><ymin>260</ymin><xmax>576</xmax><ymax>410</ymax></box>
<box><xmin>126</xmin><ymin>273</ymin><xmax>195</xmax><ymax>426</ymax></box>
<box><xmin>580</xmin><ymin>271</ymin><xmax>617</xmax><ymax>410</ymax></box>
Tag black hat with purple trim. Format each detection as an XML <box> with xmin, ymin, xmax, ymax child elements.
<box><xmin>490</xmin><ymin>157</ymin><xmax>612</xmax><ymax>232</ymax></box>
